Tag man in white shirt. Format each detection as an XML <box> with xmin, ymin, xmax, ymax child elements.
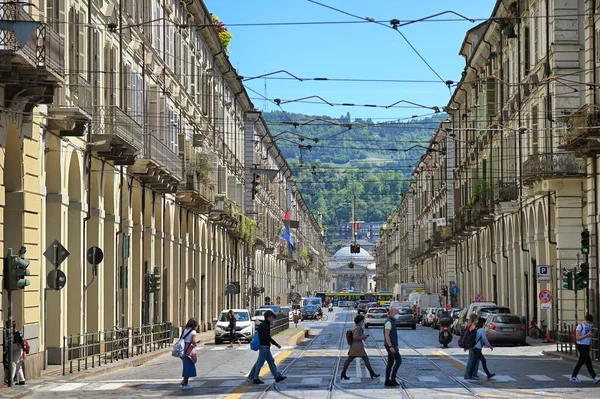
<box><xmin>571</xmin><ymin>314</ymin><xmax>600</xmax><ymax>383</ymax></box>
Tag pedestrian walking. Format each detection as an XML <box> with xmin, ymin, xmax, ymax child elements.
<box><xmin>227</xmin><ymin>310</ymin><xmax>240</xmax><ymax>348</ymax></box>
<box><xmin>463</xmin><ymin>313</ymin><xmax>479</xmax><ymax>380</ymax></box>
<box><xmin>180</xmin><ymin>318</ymin><xmax>200</xmax><ymax>390</ymax></box>
<box><xmin>384</xmin><ymin>306</ymin><xmax>401</xmax><ymax>387</ymax></box>
<box><xmin>10</xmin><ymin>328</ymin><xmax>25</xmax><ymax>385</ymax></box>
<box><xmin>249</xmin><ymin>310</ymin><xmax>287</xmax><ymax>384</ymax></box>
<box><xmin>340</xmin><ymin>314</ymin><xmax>380</xmax><ymax>380</ymax></box>
<box><xmin>466</xmin><ymin>318</ymin><xmax>495</xmax><ymax>380</ymax></box>
<box><xmin>570</xmin><ymin>314</ymin><xmax>600</xmax><ymax>383</ymax></box>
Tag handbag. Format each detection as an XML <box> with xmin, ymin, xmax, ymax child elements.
<box><xmin>250</xmin><ymin>332</ymin><xmax>260</xmax><ymax>351</ymax></box>
<box><xmin>171</xmin><ymin>329</ymin><xmax>193</xmax><ymax>358</ymax></box>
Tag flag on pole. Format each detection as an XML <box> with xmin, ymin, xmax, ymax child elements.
<box><xmin>283</xmin><ymin>209</ymin><xmax>290</xmax><ymax>221</ymax></box>
<box><xmin>281</xmin><ymin>226</ymin><xmax>295</xmax><ymax>255</ymax></box>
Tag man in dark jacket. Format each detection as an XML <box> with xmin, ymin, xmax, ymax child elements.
<box><xmin>249</xmin><ymin>310</ymin><xmax>287</xmax><ymax>384</ymax></box>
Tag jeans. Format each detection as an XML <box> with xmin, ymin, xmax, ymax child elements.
<box><xmin>573</xmin><ymin>344</ymin><xmax>597</xmax><ymax>378</ymax></box>
<box><xmin>252</xmin><ymin>347</ymin><xmax>281</xmax><ymax>380</ymax></box>
<box><xmin>464</xmin><ymin>349</ymin><xmax>480</xmax><ymax>378</ymax></box>
<box><xmin>469</xmin><ymin>348</ymin><xmax>491</xmax><ymax>377</ymax></box>
<box><xmin>385</xmin><ymin>346</ymin><xmax>401</xmax><ymax>381</ymax></box>
<box><xmin>11</xmin><ymin>346</ymin><xmax>24</xmax><ymax>383</ymax></box>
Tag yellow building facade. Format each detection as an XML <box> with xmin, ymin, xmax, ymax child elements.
<box><xmin>0</xmin><ymin>0</ymin><xmax>327</xmax><ymax>380</ymax></box>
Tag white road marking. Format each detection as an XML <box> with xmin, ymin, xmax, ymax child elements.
<box><xmin>528</xmin><ymin>375</ymin><xmax>554</xmax><ymax>381</ymax></box>
<box><xmin>92</xmin><ymin>383</ymin><xmax>127</xmax><ymax>390</ymax></box>
<box><xmin>88</xmin><ymin>379</ymin><xmax>182</xmax><ymax>383</ymax></box>
<box><xmin>491</xmin><ymin>375</ymin><xmax>516</xmax><ymax>382</ymax></box>
<box><xmin>356</xmin><ymin>358</ymin><xmax>362</xmax><ymax>378</ymax></box>
<box><xmin>51</xmin><ymin>383</ymin><xmax>88</xmax><ymax>391</ymax></box>
<box><xmin>438</xmin><ymin>350</ymin><xmax>467</xmax><ymax>366</ymax></box>
<box><xmin>300</xmin><ymin>377</ymin><xmax>322</xmax><ymax>385</ymax></box>
<box><xmin>211</xmin><ymin>346</ymin><xmax>228</xmax><ymax>351</ymax></box>
<box><xmin>418</xmin><ymin>376</ymin><xmax>440</xmax><ymax>382</ymax></box>
<box><xmin>563</xmin><ymin>374</ymin><xmax>592</xmax><ymax>381</ymax></box>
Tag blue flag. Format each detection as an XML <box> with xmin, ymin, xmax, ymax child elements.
<box><xmin>281</xmin><ymin>226</ymin><xmax>295</xmax><ymax>255</ymax></box>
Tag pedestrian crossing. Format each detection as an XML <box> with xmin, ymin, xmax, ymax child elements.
<box><xmin>204</xmin><ymin>345</ymin><xmax>294</xmax><ymax>351</ymax></box>
<box><xmin>30</xmin><ymin>373</ymin><xmax>599</xmax><ymax>392</ymax></box>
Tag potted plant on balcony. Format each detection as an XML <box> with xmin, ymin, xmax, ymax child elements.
<box><xmin>212</xmin><ymin>15</ymin><xmax>233</xmax><ymax>52</ymax></box>
<box><xmin>586</xmin><ymin>110</ymin><xmax>600</xmax><ymax>133</ymax></box>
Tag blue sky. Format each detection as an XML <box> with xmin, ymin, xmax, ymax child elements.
<box><xmin>204</xmin><ymin>1</ymin><xmax>496</xmax><ymax>120</ymax></box>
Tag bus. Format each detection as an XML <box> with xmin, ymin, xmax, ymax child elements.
<box><xmin>325</xmin><ymin>291</ymin><xmax>393</xmax><ymax>307</ymax></box>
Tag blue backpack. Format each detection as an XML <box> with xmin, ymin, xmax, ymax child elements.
<box><xmin>250</xmin><ymin>332</ymin><xmax>260</xmax><ymax>351</ymax></box>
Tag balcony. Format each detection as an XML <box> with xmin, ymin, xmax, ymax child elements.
<box><xmin>131</xmin><ymin>135</ymin><xmax>184</xmax><ymax>193</ymax></box>
<box><xmin>91</xmin><ymin>106</ymin><xmax>142</xmax><ymax>165</ymax></box>
<box><xmin>559</xmin><ymin>105</ymin><xmax>600</xmax><ymax>153</ymax></box>
<box><xmin>209</xmin><ymin>194</ymin><xmax>239</xmax><ymax>228</ymax></box>
<box><xmin>0</xmin><ymin>3</ymin><xmax>64</xmax><ymax>83</ymax></box>
<box><xmin>522</xmin><ymin>153</ymin><xmax>586</xmax><ymax>185</ymax></box>
<box><xmin>494</xmin><ymin>180</ymin><xmax>519</xmax><ymax>214</ymax></box>
<box><xmin>176</xmin><ymin>174</ymin><xmax>215</xmax><ymax>214</ymax></box>
<box><xmin>69</xmin><ymin>75</ymin><xmax>93</xmax><ymax>116</ymax></box>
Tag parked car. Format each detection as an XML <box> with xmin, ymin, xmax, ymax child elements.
<box><xmin>484</xmin><ymin>314</ymin><xmax>526</xmax><ymax>345</ymax></box>
<box><xmin>466</xmin><ymin>302</ymin><xmax>496</xmax><ymax>319</ymax></box>
<box><xmin>261</xmin><ymin>305</ymin><xmax>281</xmax><ymax>314</ymax></box>
<box><xmin>423</xmin><ymin>308</ymin><xmax>440</xmax><ymax>327</ymax></box>
<box><xmin>452</xmin><ymin>308</ymin><xmax>469</xmax><ymax>335</ymax></box>
<box><xmin>396</xmin><ymin>307</ymin><xmax>417</xmax><ymax>329</ymax></box>
<box><xmin>357</xmin><ymin>300</ymin><xmax>371</xmax><ymax>314</ymax></box>
<box><xmin>478</xmin><ymin>306</ymin><xmax>511</xmax><ymax>321</ymax></box>
<box><xmin>252</xmin><ymin>308</ymin><xmax>272</xmax><ymax>328</ymax></box>
<box><xmin>364</xmin><ymin>307</ymin><xmax>388</xmax><ymax>328</ymax></box>
<box><xmin>214</xmin><ymin>309</ymin><xmax>254</xmax><ymax>344</ymax></box>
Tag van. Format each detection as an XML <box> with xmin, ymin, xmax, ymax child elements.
<box><xmin>416</xmin><ymin>294</ymin><xmax>441</xmax><ymax>318</ymax></box>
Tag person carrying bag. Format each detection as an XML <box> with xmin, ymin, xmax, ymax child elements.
<box><xmin>177</xmin><ymin>318</ymin><xmax>200</xmax><ymax>390</ymax></box>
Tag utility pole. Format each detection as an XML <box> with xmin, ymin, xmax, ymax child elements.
<box><xmin>352</xmin><ymin>195</ymin><xmax>356</xmax><ymax>246</ymax></box>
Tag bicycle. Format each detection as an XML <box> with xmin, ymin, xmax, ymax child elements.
<box><xmin>316</xmin><ymin>313</ymin><xmax>328</xmax><ymax>322</ymax></box>
<box><xmin>528</xmin><ymin>319</ymin><xmax>554</xmax><ymax>342</ymax></box>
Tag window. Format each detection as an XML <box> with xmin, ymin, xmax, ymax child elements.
<box><xmin>524</xmin><ymin>26</ymin><xmax>530</xmax><ymax>74</ymax></box>
<box><xmin>532</xmin><ymin>11</ymin><xmax>539</xmax><ymax>64</ymax></box>
<box><xmin>154</xmin><ymin>6</ymin><xmax>162</xmax><ymax>57</ymax></box>
<box><xmin>131</xmin><ymin>70</ymin><xmax>142</xmax><ymax>124</ymax></box>
<box><xmin>531</xmin><ymin>105</ymin><xmax>539</xmax><ymax>154</ymax></box>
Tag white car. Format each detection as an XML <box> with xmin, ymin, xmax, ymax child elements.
<box><xmin>252</xmin><ymin>308</ymin><xmax>273</xmax><ymax>328</ymax></box>
<box><xmin>364</xmin><ymin>307</ymin><xmax>388</xmax><ymax>328</ymax></box>
<box><xmin>213</xmin><ymin>309</ymin><xmax>254</xmax><ymax>345</ymax></box>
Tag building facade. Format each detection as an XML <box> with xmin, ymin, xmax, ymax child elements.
<box><xmin>378</xmin><ymin>0</ymin><xmax>598</xmax><ymax>331</ymax></box>
<box><xmin>0</xmin><ymin>0</ymin><xmax>327</xmax><ymax>380</ymax></box>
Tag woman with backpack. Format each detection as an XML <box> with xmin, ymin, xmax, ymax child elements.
<box><xmin>570</xmin><ymin>314</ymin><xmax>600</xmax><ymax>383</ymax></box>
<box><xmin>466</xmin><ymin>318</ymin><xmax>495</xmax><ymax>380</ymax></box>
<box><xmin>180</xmin><ymin>318</ymin><xmax>200</xmax><ymax>390</ymax></box>
<box><xmin>340</xmin><ymin>314</ymin><xmax>380</xmax><ymax>380</ymax></box>
<box><xmin>462</xmin><ymin>314</ymin><xmax>479</xmax><ymax>380</ymax></box>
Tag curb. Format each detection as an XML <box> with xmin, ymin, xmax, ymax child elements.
<box><xmin>542</xmin><ymin>350</ymin><xmax>585</xmax><ymax>365</ymax></box>
<box><xmin>284</xmin><ymin>328</ymin><xmax>311</xmax><ymax>346</ymax></box>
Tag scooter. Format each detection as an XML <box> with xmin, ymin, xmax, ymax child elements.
<box><xmin>439</xmin><ymin>325</ymin><xmax>452</xmax><ymax>348</ymax></box>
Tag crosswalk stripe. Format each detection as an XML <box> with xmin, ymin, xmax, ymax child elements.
<box><xmin>92</xmin><ymin>383</ymin><xmax>126</xmax><ymax>390</ymax></box>
<box><xmin>355</xmin><ymin>358</ymin><xmax>362</xmax><ymax>378</ymax></box>
<box><xmin>51</xmin><ymin>383</ymin><xmax>88</xmax><ymax>391</ymax></box>
<box><xmin>563</xmin><ymin>374</ymin><xmax>592</xmax><ymax>381</ymax></box>
<box><xmin>528</xmin><ymin>375</ymin><xmax>554</xmax><ymax>381</ymax></box>
<box><xmin>211</xmin><ymin>346</ymin><xmax>228</xmax><ymax>351</ymax></box>
<box><xmin>300</xmin><ymin>377</ymin><xmax>322</xmax><ymax>385</ymax></box>
<box><xmin>491</xmin><ymin>375</ymin><xmax>516</xmax><ymax>382</ymax></box>
<box><xmin>418</xmin><ymin>376</ymin><xmax>439</xmax><ymax>382</ymax></box>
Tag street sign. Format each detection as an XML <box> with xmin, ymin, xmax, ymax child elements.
<box><xmin>541</xmin><ymin>302</ymin><xmax>552</xmax><ymax>309</ymax></box>
<box><xmin>47</xmin><ymin>269</ymin><xmax>66</xmax><ymax>290</ymax></box>
<box><xmin>475</xmin><ymin>294</ymin><xmax>484</xmax><ymax>302</ymax></box>
<box><xmin>43</xmin><ymin>240</ymin><xmax>69</xmax><ymax>267</ymax></box>
<box><xmin>539</xmin><ymin>289</ymin><xmax>552</xmax><ymax>303</ymax></box>
<box><xmin>451</xmin><ymin>286</ymin><xmax>459</xmax><ymax>295</ymax></box>
<box><xmin>87</xmin><ymin>246</ymin><xmax>103</xmax><ymax>266</ymax></box>
<box><xmin>450</xmin><ymin>281</ymin><xmax>457</xmax><ymax>288</ymax></box>
<box><xmin>537</xmin><ymin>265</ymin><xmax>551</xmax><ymax>281</ymax></box>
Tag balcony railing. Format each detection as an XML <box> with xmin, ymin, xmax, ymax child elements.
<box><xmin>495</xmin><ymin>180</ymin><xmax>519</xmax><ymax>203</ymax></box>
<box><xmin>0</xmin><ymin>3</ymin><xmax>64</xmax><ymax>79</ymax></box>
<box><xmin>559</xmin><ymin>105</ymin><xmax>600</xmax><ymax>149</ymax></box>
<box><xmin>69</xmin><ymin>75</ymin><xmax>93</xmax><ymax>115</ymax></box>
<box><xmin>145</xmin><ymin>135</ymin><xmax>183</xmax><ymax>181</ymax></box>
<box><xmin>522</xmin><ymin>153</ymin><xmax>586</xmax><ymax>184</ymax></box>
<box><xmin>93</xmin><ymin>106</ymin><xmax>143</xmax><ymax>153</ymax></box>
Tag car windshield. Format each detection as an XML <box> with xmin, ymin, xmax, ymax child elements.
<box><xmin>220</xmin><ymin>312</ymin><xmax>249</xmax><ymax>322</ymax></box>
<box><xmin>398</xmin><ymin>308</ymin><xmax>412</xmax><ymax>315</ymax></box>
<box><xmin>369</xmin><ymin>308</ymin><xmax>387</xmax><ymax>314</ymax></box>
<box><xmin>254</xmin><ymin>309</ymin><xmax>269</xmax><ymax>316</ymax></box>
<box><xmin>304</xmin><ymin>299</ymin><xmax>321</xmax><ymax>306</ymax></box>
<box><xmin>481</xmin><ymin>307</ymin><xmax>510</xmax><ymax>314</ymax></box>
<box><xmin>493</xmin><ymin>315</ymin><xmax>522</xmax><ymax>324</ymax></box>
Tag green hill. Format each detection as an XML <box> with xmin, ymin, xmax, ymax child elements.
<box><xmin>262</xmin><ymin>111</ymin><xmax>443</xmax><ymax>239</ymax></box>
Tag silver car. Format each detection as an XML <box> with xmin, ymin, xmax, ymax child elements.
<box><xmin>364</xmin><ymin>307</ymin><xmax>388</xmax><ymax>328</ymax></box>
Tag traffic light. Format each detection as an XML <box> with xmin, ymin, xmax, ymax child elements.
<box><xmin>145</xmin><ymin>270</ymin><xmax>155</xmax><ymax>293</ymax></box>
<box><xmin>348</xmin><ymin>261</ymin><xmax>355</xmax><ymax>269</ymax></box>
<box><xmin>562</xmin><ymin>267</ymin><xmax>573</xmax><ymax>290</ymax></box>
<box><xmin>6</xmin><ymin>247</ymin><xmax>30</xmax><ymax>291</ymax></box>
<box><xmin>442</xmin><ymin>286</ymin><xmax>449</xmax><ymax>297</ymax></box>
<box><xmin>153</xmin><ymin>267</ymin><xmax>161</xmax><ymax>291</ymax></box>
<box><xmin>355</xmin><ymin>244</ymin><xmax>361</xmax><ymax>253</ymax></box>
<box><xmin>581</xmin><ymin>229</ymin><xmax>590</xmax><ymax>255</ymax></box>
<box><xmin>350</xmin><ymin>244</ymin><xmax>356</xmax><ymax>253</ymax></box>
<box><xmin>577</xmin><ymin>263</ymin><xmax>590</xmax><ymax>290</ymax></box>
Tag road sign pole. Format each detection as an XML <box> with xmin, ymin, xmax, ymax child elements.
<box><xmin>7</xmin><ymin>285</ymin><xmax>12</xmax><ymax>387</ymax></box>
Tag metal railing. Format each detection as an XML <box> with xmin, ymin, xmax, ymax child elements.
<box><xmin>271</xmin><ymin>314</ymin><xmax>290</xmax><ymax>336</ymax></box>
<box><xmin>495</xmin><ymin>180</ymin><xmax>519</xmax><ymax>202</ymax></box>
<box><xmin>145</xmin><ymin>135</ymin><xmax>184</xmax><ymax>181</ymax></box>
<box><xmin>556</xmin><ymin>323</ymin><xmax>600</xmax><ymax>362</ymax></box>
<box><xmin>522</xmin><ymin>153</ymin><xmax>586</xmax><ymax>183</ymax></box>
<box><xmin>69</xmin><ymin>75</ymin><xmax>93</xmax><ymax>115</ymax></box>
<box><xmin>0</xmin><ymin>3</ymin><xmax>64</xmax><ymax>77</ymax></box>
<box><xmin>93</xmin><ymin>106</ymin><xmax>143</xmax><ymax>152</ymax></box>
<box><xmin>62</xmin><ymin>322</ymin><xmax>173</xmax><ymax>375</ymax></box>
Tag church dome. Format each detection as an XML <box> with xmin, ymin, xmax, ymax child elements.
<box><xmin>331</xmin><ymin>246</ymin><xmax>374</xmax><ymax>262</ymax></box>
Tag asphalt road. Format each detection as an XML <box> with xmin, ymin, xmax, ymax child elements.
<box><xmin>22</xmin><ymin>308</ymin><xmax>600</xmax><ymax>398</ymax></box>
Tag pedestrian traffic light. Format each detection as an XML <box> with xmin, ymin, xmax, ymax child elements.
<box><xmin>6</xmin><ymin>247</ymin><xmax>30</xmax><ymax>291</ymax></box>
<box><xmin>577</xmin><ymin>263</ymin><xmax>590</xmax><ymax>290</ymax></box>
<box><xmin>355</xmin><ymin>244</ymin><xmax>361</xmax><ymax>253</ymax></box>
<box><xmin>562</xmin><ymin>267</ymin><xmax>573</xmax><ymax>290</ymax></box>
<box><xmin>581</xmin><ymin>229</ymin><xmax>590</xmax><ymax>255</ymax></box>
<box><xmin>153</xmin><ymin>267</ymin><xmax>161</xmax><ymax>291</ymax></box>
<box><xmin>145</xmin><ymin>270</ymin><xmax>155</xmax><ymax>293</ymax></box>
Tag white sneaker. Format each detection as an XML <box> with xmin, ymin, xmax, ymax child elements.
<box><xmin>594</xmin><ymin>376</ymin><xmax>600</xmax><ymax>384</ymax></box>
<box><xmin>570</xmin><ymin>377</ymin><xmax>580</xmax><ymax>383</ymax></box>
<box><xmin>182</xmin><ymin>384</ymin><xmax>193</xmax><ymax>390</ymax></box>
